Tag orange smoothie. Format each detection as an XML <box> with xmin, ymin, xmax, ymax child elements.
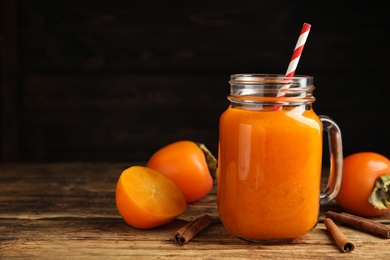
<box><xmin>217</xmin><ymin>105</ymin><xmax>323</xmax><ymax>242</ymax></box>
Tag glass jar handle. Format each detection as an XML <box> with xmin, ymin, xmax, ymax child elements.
<box><xmin>319</xmin><ymin>115</ymin><xmax>343</xmax><ymax>205</ymax></box>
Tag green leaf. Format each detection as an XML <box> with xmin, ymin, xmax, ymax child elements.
<box><xmin>368</xmin><ymin>175</ymin><xmax>390</xmax><ymax>210</ymax></box>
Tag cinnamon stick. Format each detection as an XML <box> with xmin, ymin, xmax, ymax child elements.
<box><xmin>326</xmin><ymin>211</ymin><xmax>390</xmax><ymax>238</ymax></box>
<box><xmin>175</xmin><ymin>214</ymin><xmax>212</xmax><ymax>245</ymax></box>
<box><xmin>324</xmin><ymin>218</ymin><xmax>355</xmax><ymax>253</ymax></box>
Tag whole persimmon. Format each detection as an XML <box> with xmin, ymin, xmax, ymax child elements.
<box><xmin>116</xmin><ymin>166</ymin><xmax>187</xmax><ymax>229</ymax></box>
<box><xmin>335</xmin><ymin>152</ymin><xmax>390</xmax><ymax>217</ymax></box>
<box><xmin>146</xmin><ymin>140</ymin><xmax>217</xmax><ymax>203</ymax></box>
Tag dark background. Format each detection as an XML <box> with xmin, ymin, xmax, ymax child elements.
<box><xmin>1</xmin><ymin>0</ymin><xmax>389</xmax><ymax>164</ymax></box>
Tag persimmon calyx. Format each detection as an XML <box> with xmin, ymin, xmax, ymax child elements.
<box><xmin>198</xmin><ymin>143</ymin><xmax>218</xmax><ymax>185</ymax></box>
<box><xmin>368</xmin><ymin>175</ymin><xmax>390</xmax><ymax>210</ymax></box>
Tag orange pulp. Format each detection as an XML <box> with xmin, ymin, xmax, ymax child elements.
<box><xmin>116</xmin><ymin>166</ymin><xmax>187</xmax><ymax>229</ymax></box>
<box><xmin>217</xmin><ymin>106</ymin><xmax>323</xmax><ymax>242</ymax></box>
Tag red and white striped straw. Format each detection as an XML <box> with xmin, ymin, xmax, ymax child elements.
<box><xmin>285</xmin><ymin>23</ymin><xmax>311</xmax><ymax>78</ymax></box>
<box><xmin>274</xmin><ymin>23</ymin><xmax>311</xmax><ymax>109</ymax></box>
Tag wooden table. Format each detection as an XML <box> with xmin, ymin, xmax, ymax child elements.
<box><xmin>1</xmin><ymin>163</ymin><xmax>389</xmax><ymax>259</ymax></box>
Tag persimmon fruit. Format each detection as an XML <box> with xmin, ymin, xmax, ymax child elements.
<box><xmin>116</xmin><ymin>166</ymin><xmax>187</xmax><ymax>229</ymax></box>
<box><xmin>146</xmin><ymin>140</ymin><xmax>217</xmax><ymax>203</ymax></box>
<box><xmin>335</xmin><ymin>152</ymin><xmax>390</xmax><ymax>217</ymax></box>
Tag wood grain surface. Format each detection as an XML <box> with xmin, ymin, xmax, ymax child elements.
<box><xmin>1</xmin><ymin>163</ymin><xmax>389</xmax><ymax>259</ymax></box>
<box><xmin>1</xmin><ymin>1</ymin><xmax>389</xmax><ymax>163</ymax></box>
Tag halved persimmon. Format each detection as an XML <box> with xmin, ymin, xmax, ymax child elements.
<box><xmin>115</xmin><ymin>166</ymin><xmax>187</xmax><ymax>229</ymax></box>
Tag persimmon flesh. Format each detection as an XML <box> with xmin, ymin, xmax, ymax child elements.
<box><xmin>116</xmin><ymin>166</ymin><xmax>187</xmax><ymax>229</ymax></box>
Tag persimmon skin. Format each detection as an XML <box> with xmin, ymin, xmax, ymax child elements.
<box><xmin>146</xmin><ymin>140</ymin><xmax>214</xmax><ymax>203</ymax></box>
<box><xmin>335</xmin><ymin>152</ymin><xmax>390</xmax><ymax>217</ymax></box>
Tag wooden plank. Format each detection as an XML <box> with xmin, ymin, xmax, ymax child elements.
<box><xmin>18</xmin><ymin>72</ymin><xmax>390</xmax><ymax>162</ymax></box>
<box><xmin>1</xmin><ymin>218</ymin><xmax>388</xmax><ymax>259</ymax></box>
<box><xmin>2</xmin><ymin>1</ymin><xmax>389</xmax><ymax>163</ymax></box>
<box><xmin>19</xmin><ymin>1</ymin><xmax>389</xmax><ymax>73</ymax></box>
<box><xmin>0</xmin><ymin>0</ymin><xmax>20</xmax><ymax>161</ymax></box>
<box><xmin>19</xmin><ymin>0</ymin><xmax>288</xmax><ymax>72</ymax></box>
<box><xmin>0</xmin><ymin>163</ymin><xmax>389</xmax><ymax>259</ymax></box>
<box><xmin>17</xmin><ymin>73</ymin><xmax>227</xmax><ymax>161</ymax></box>
<box><xmin>22</xmin><ymin>73</ymin><xmax>229</xmax><ymax>110</ymax></box>
<box><xmin>326</xmin><ymin>113</ymin><xmax>390</xmax><ymax>159</ymax></box>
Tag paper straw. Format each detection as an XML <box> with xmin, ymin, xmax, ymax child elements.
<box><xmin>284</xmin><ymin>23</ymin><xmax>311</xmax><ymax>78</ymax></box>
<box><xmin>274</xmin><ymin>23</ymin><xmax>311</xmax><ymax>110</ymax></box>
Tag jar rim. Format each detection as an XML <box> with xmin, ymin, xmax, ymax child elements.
<box><xmin>230</xmin><ymin>74</ymin><xmax>313</xmax><ymax>85</ymax></box>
